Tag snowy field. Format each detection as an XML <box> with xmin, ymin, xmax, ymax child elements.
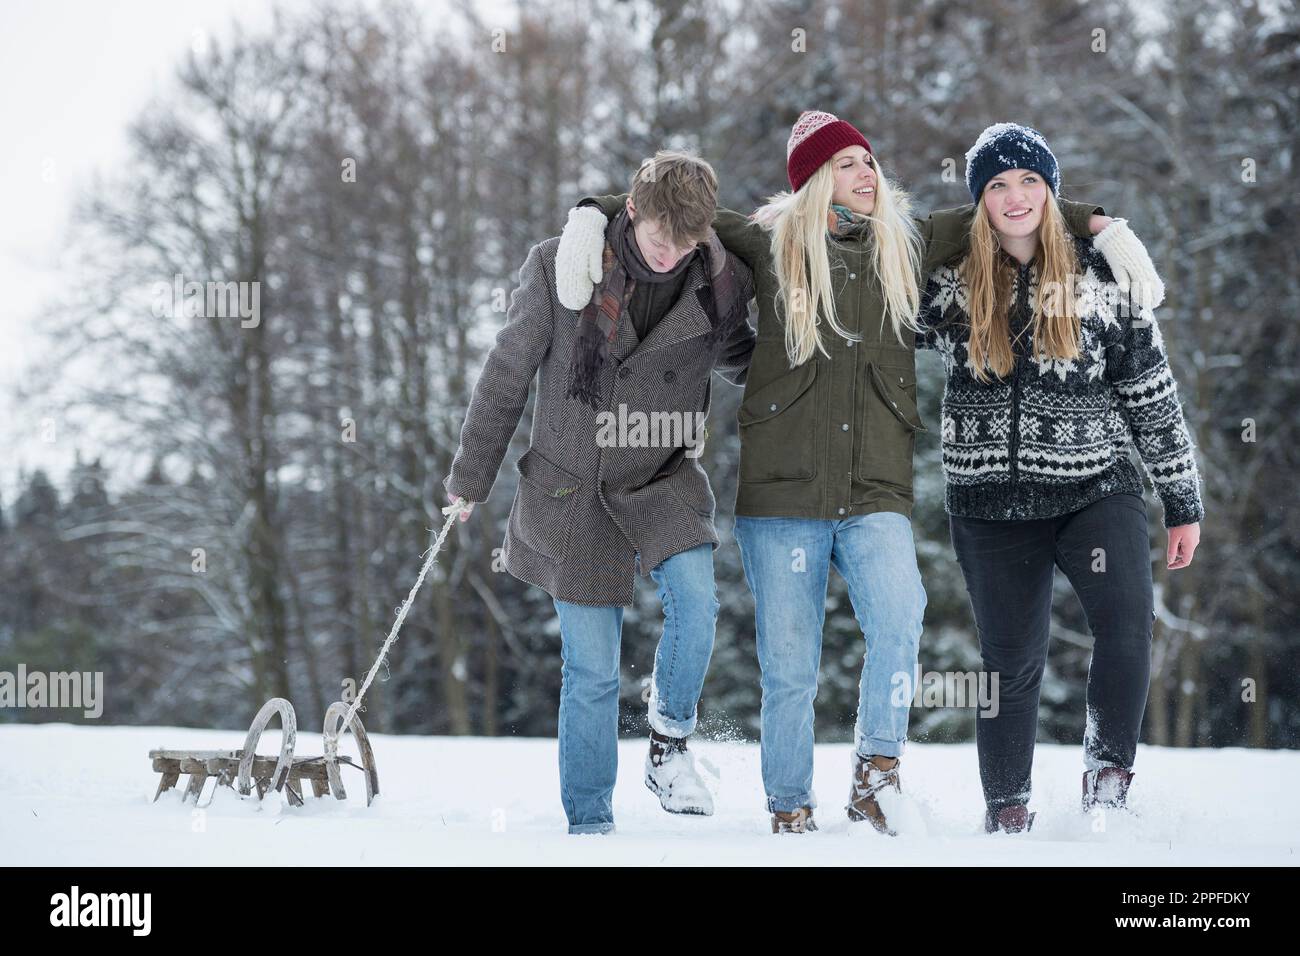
<box><xmin>2</xmin><ymin>722</ymin><xmax>1296</xmax><ymax>866</ymax></box>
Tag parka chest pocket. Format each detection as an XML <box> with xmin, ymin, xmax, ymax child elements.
<box><xmin>859</xmin><ymin>360</ymin><xmax>926</xmax><ymax>491</ymax></box>
<box><xmin>737</xmin><ymin>361</ymin><xmax>819</xmax><ymax>482</ymax></box>
<box><xmin>508</xmin><ymin>447</ymin><xmax>581</xmax><ymax>563</ymax></box>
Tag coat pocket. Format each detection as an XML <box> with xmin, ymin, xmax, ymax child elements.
<box><xmin>664</xmin><ymin>455</ymin><xmax>716</xmax><ymax>517</ymax></box>
<box><xmin>508</xmin><ymin>446</ymin><xmax>581</xmax><ymax>563</ymax></box>
<box><xmin>870</xmin><ymin>361</ymin><xmax>927</xmax><ymax>431</ymax></box>
<box><xmin>859</xmin><ymin>361</ymin><xmax>925</xmax><ymax>490</ymax></box>
<box><xmin>737</xmin><ymin>361</ymin><xmax>819</xmax><ymax>482</ymax></box>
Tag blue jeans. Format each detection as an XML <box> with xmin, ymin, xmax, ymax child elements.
<box><xmin>734</xmin><ymin>512</ymin><xmax>927</xmax><ymax>813</ymax></box>
<box><xmin>552</xmin><ymin>542</ymin><xmax>720</xmax><ymax>834</ymax></box>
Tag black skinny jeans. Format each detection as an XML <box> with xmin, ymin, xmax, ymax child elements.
<box><xmin>949</xmin><ymin>492</ymin><xmax>1156</xmax><ymax>810</ymax></box>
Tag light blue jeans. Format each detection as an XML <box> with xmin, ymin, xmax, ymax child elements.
<box><xmin>552</xmin><ymin>542</ymin><xmax>720</xmax><ymax>834</ymax></box>
<box><xmin>733</xmin><ymin>512</ymin><xmax>926</xmax><ymax>813</ymax></box>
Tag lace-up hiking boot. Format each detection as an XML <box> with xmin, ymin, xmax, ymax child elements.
<box><xmin>771</xmin><ymin>806</ymin><xmax>818</xmax><ymax>833</ymax></box>
<box><xmin>984</xmin><ymin>803</ymin><xmax>1036</xmax><ymax>833</ymax></box>
<box><xmin>644</xmin><ymin>731</ymin><xmax>714</xmax><ymax>816</ymax></box>
<box><xmin>1082</xmin><ymin>767</ymin><xmax>1135</xmax><ymax>811</ymax></box>
<box><xmin>847</xmin><ymin>753</ymin><xmax>901</xmax><ymax>835</ymax></box>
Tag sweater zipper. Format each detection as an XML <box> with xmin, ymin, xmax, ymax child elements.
<box><xmin>1007</xmin><ymin>262</ymin><xmax>1032</xmax><ymax>490</ymax></box>
<box><xmin>1009</xmin><ymin>354</ymin><xmax>1022</xmax><ymax>489</ymax></box>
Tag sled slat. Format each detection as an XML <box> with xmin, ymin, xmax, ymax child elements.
<box><xmin>183</xmin><ymin>771</ymin><xmax>208</xmax><ymax>803</ymax></box>
<box><xmin>153</xmin><ymin>770</ymin><xmax>180</xmax><ymax>802</ymax></box>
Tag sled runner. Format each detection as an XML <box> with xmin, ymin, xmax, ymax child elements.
<box><xmin>149</xmin><ymin>696</ymin><xmax>379</xmax><ymax>807</ymax></box>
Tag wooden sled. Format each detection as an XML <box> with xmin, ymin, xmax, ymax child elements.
<box><xmin>150</xmin><ymin>697</ymin><xmax>379</xmax><ymax>807</ymax></box>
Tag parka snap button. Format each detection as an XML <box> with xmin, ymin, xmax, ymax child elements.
<box><xmin>841</xmin><ymin>423</ymin><xmax>849</xmax><ymax>431</ymax></box>
<box><xmin>838</xmin><ymin>507</ymin><xmax>846</xmax><ymax>515</ymax></box>
<box><xmin>849</xmin><ymin>273</ymin><xmax>856</xmax><ymax>279</ymax></box>
<box><xmin>769</xmin><ymin>403</ymin><xmax>778</xmax><ymax>412</ymax></box>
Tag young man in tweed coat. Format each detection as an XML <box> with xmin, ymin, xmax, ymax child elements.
<box><xmin>444</xmin><ymin>151</ymin><xmax>756</xmax><ymax>834</ymax></box>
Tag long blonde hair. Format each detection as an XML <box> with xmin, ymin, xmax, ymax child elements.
<box><xmin>753</xmin><ymin>153</ymin><xmax>923</xmax><ymax>367</ymax></box>
<box><xmin>961</xmin><ymin>197</ymin><xmax>1081</xmax><ymax>381</ymax></box>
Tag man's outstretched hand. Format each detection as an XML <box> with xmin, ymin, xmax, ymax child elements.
<box><xmin>444</xmin><ymin>492</ymin><xmax>475</xmax><ymax>522</ymax></box>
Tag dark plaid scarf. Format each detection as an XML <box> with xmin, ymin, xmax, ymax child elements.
<box><xmin>567</xmin><ymin>210</ymin><xmax>748</xmax><ymax>408</ymax></box>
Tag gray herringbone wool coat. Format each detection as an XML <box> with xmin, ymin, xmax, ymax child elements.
<box><xmin>445</xmin><ymin>236</ymin><xmax>756</xmax><ymax>607</ymax></box>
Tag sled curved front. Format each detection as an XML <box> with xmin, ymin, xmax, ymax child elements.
<box><xmin>237</xmin><ymin>697</ymin><xmax>297</xmax><ymax>798</ymax></box>
<box><xmin>323</xmin><ymin>700</ymin><xmax>380</xmax><ymax>806</ymax></box>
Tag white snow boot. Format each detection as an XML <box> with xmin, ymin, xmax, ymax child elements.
<box><xmin>644</xmin><ymin>731</ymin><xmax>714</xmax><ymax>816</ymax></box>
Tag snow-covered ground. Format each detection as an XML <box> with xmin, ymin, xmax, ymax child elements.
<box><xmin>2</xmin><ymin>723</ymin><xmax>1296</xmax><ymax>866</ymax></box>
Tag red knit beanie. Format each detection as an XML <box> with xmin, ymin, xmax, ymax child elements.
<box><xmin>786</xmin><ymin>110</ymin><xmax>872</xmax><ymax>192</ymax></box>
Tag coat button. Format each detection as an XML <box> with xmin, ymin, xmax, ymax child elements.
<box><xmin>618</xmin><ymin>366</ymin><xmax>631</xmax><ymax>378</ymax></box>
<box><xmin>664</xmin><ymin>370</ymin><xmax>676</xmax><ymax>382</ymax></box>
<box><xmin>769</xmin><ymin>403</ymin><xmax>778</xmax><ymax>412</ymax></box>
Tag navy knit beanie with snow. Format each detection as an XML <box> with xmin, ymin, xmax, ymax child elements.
<box><xmin>965</xmin><ymin>123</ymin><xmax>1061</xmax><ymax>201</ymax></box>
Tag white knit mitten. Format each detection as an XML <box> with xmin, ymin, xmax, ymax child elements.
<box><xmin>1093</xmin><ymin>218</ymin><xmax>1166</xmax><ymax>312</ymax></box>
<box><xmin>555</xmin><ymin>206</ymin><xmax>608</xmax><ymax>310</ymax></box>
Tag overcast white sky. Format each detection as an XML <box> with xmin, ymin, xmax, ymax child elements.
<box><xmin>0</xmin><ymin>1</ymin><xmax>298</xmax><ymax>507</ymax></box>
<box><xmin>0</xmin><ymin>0</ymin><xmax>520</xmax><ymax>510</ymax></box>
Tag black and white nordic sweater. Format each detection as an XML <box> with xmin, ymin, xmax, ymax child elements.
<box><xmin>916</xmin><ymin>237</ymin><xmax>1205</xmax><ymax>528</ymax></box>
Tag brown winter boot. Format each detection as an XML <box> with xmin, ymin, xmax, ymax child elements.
<box><xmin>771</xmin><ymin>806</ymin><xmax>818</xmax><ymax>834</ymax></box>
<box><xmin>984</xmin><ymin>803</ymin><xmax>1036</xmax><ymax>833</ymax></box>
<box><xmin>1082</xmin><ymin>767</ymin><xmax>1135</xmax><ymax>811</ymax></box>
<box><xmin>846</xmin><ymin>753</ymin><xmax>901</xmax><ymax>835</ymax></box>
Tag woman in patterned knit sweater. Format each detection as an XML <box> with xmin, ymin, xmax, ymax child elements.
<box><xmin>916</xmin><ymin>123</ymin><xmax>1205</xmax><ymax>833</ymax></box>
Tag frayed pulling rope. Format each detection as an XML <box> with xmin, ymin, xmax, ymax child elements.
<box><xmin>335</xmin><ymin>496</ymin><xmax>473</xmax><ymax>733</ymax></box>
